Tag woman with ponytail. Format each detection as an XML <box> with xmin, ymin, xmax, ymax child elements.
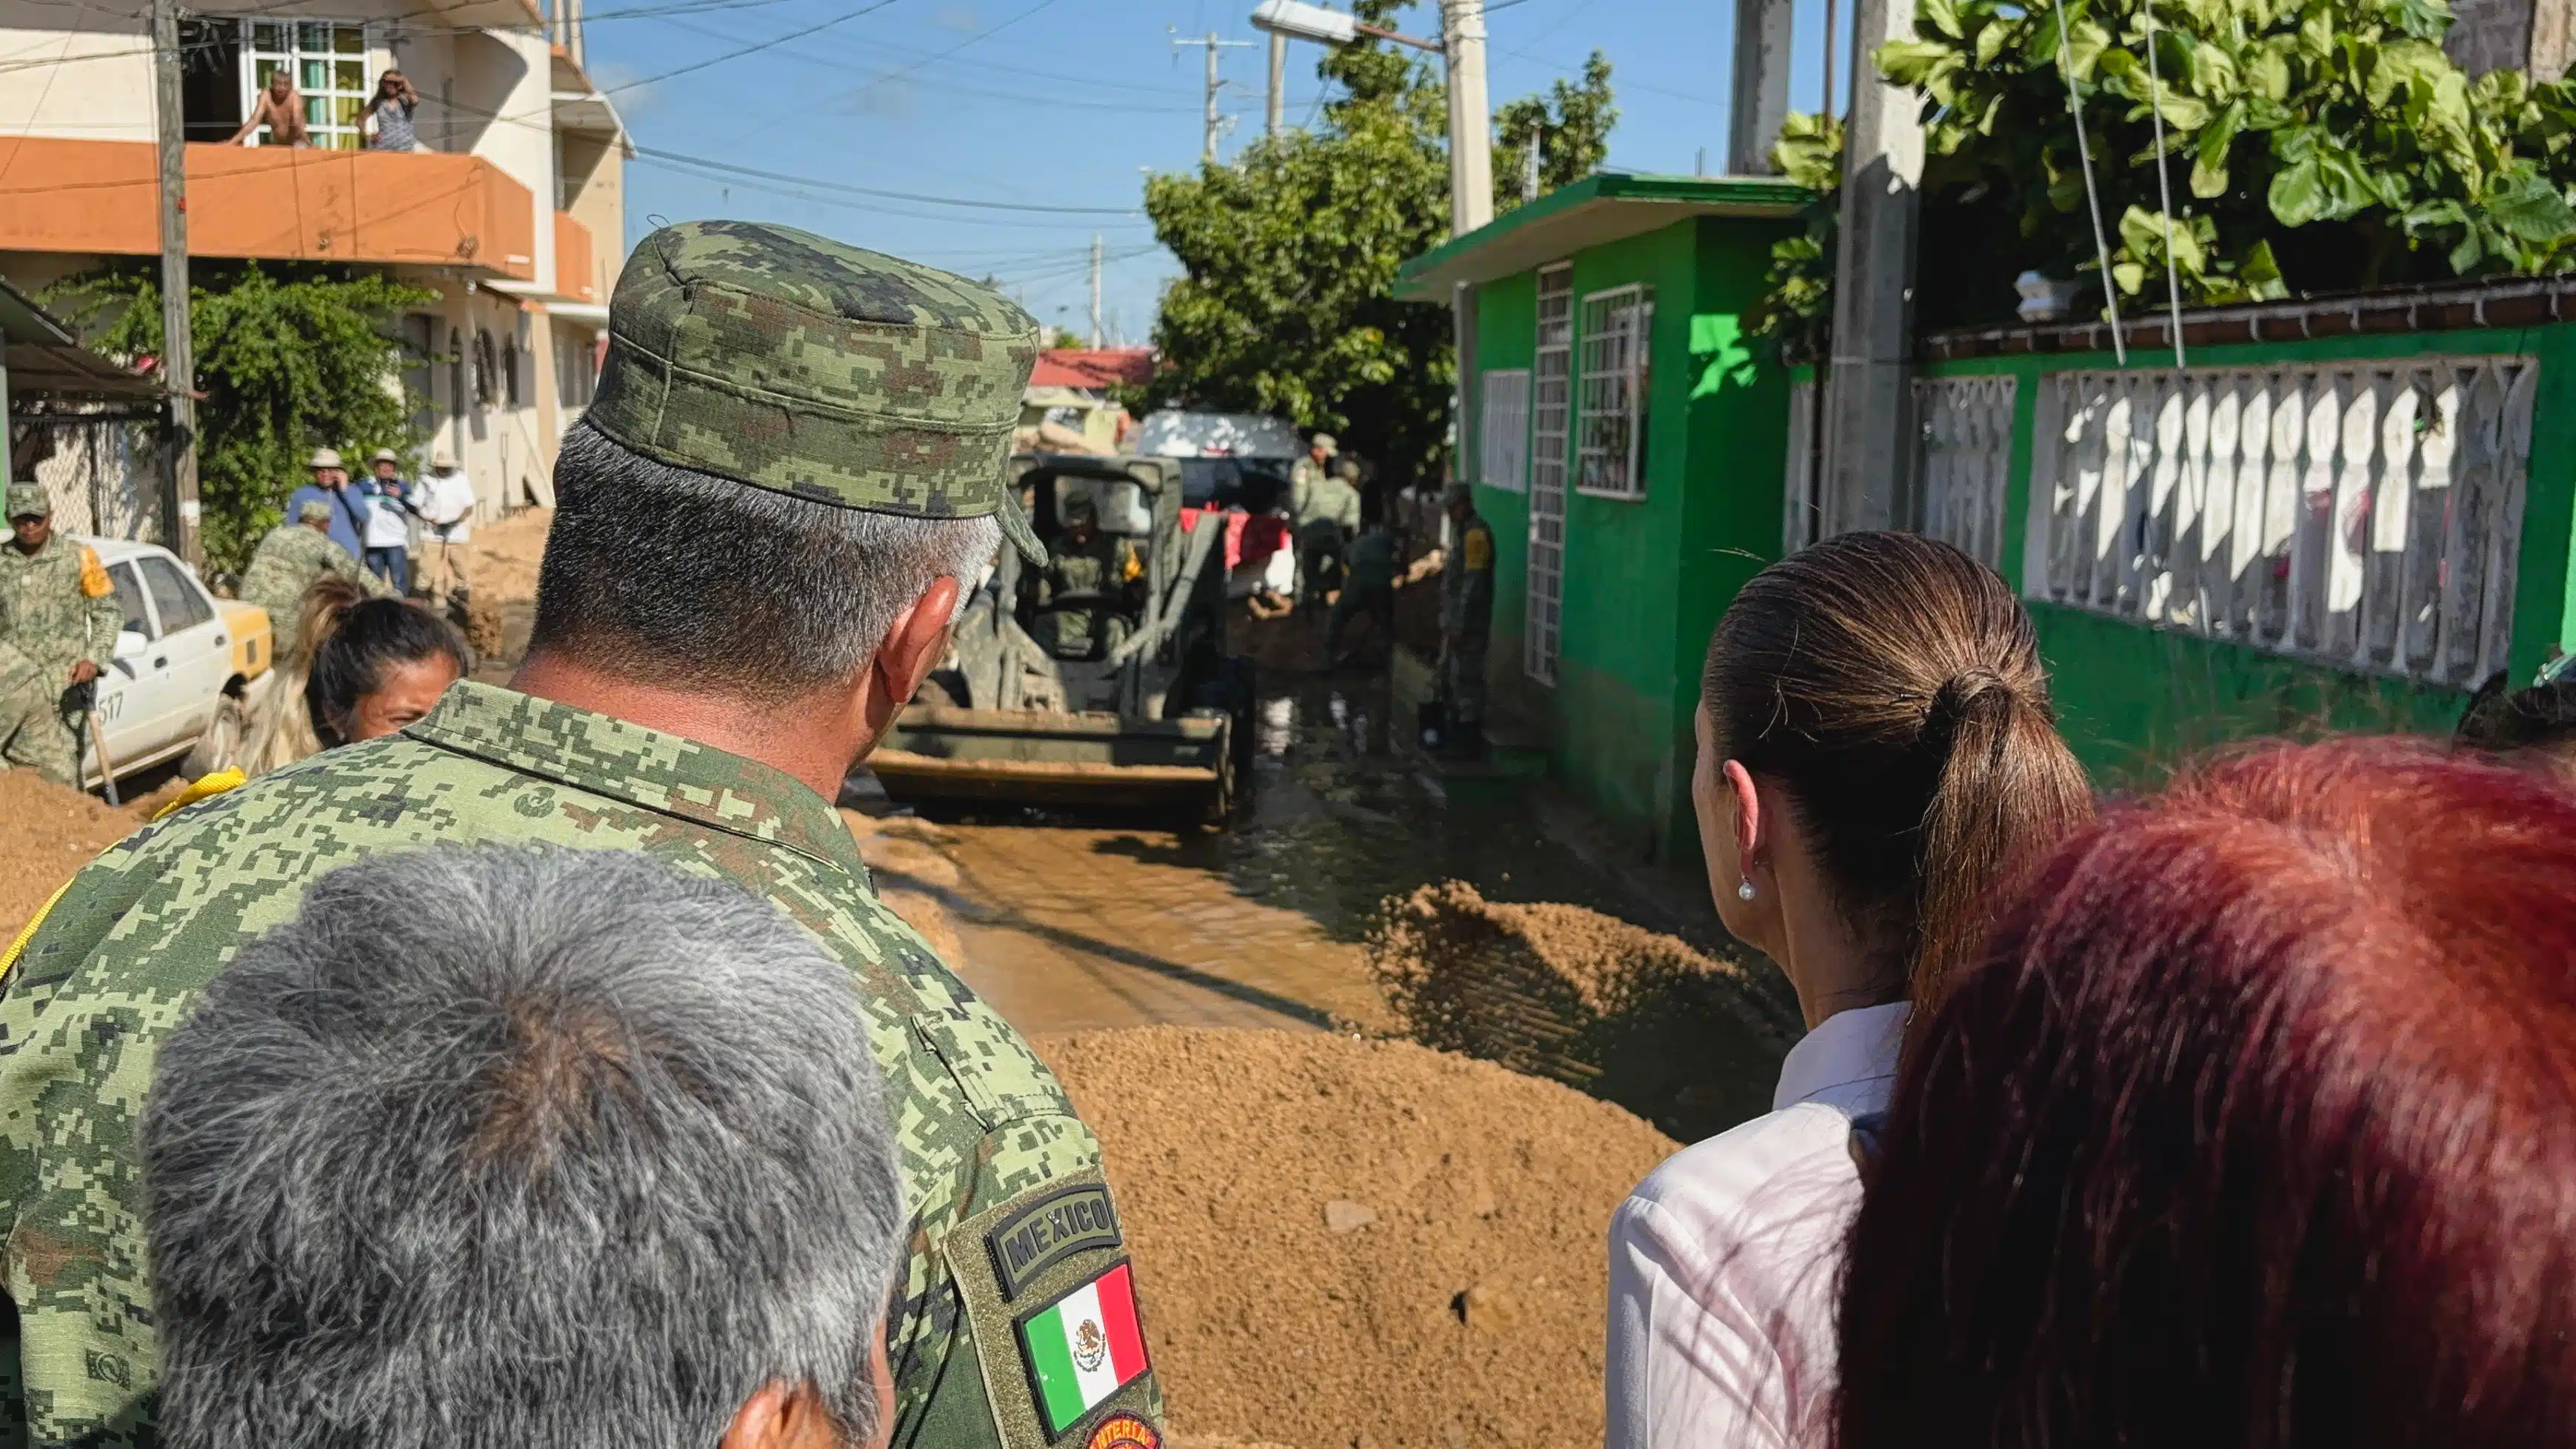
<box><xmin>1604</xmin><ymin>531</ymin><xmax>2093</xmax><ymax>1449</ymax></box>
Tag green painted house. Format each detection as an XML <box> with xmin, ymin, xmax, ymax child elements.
<box><xmin>1407</xmin><ymin>180</ymin><xmax>2576</xmax><ymax>870</ymax></box>
<box><xmin>1395</xmin><ymin>173</ymin><xmax>1809</xmax><ymax>865</ymax></box>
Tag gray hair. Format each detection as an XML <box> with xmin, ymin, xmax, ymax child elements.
<box><xmin>533</xmin><ymin>421</ymin><xmax>1001</xmax><ymax>704</ymax></box>
<box><xmin>142</xmin><ymin>847</ymin><xmax>904</xmax><ymax>1449</ymax></box>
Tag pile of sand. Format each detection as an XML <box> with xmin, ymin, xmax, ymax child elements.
<box><xmin>462</xmin><ymin>507</ymin><xmax>551</xmax><ymax>666</ymax></box>
<box><xmin>1366</xmin><ymin>882</ymin><xmax>1803</xmax><ymax>1142</ymax></box>
<box><xmin>1043</xmin><ymin>1027</ymin><xmax>1679</xmax><ymax>1449</ymax></box>
<box><xmin>0</xmin><ymin>770</ymin><xmax>186</xmax><ymax>940</ymax></box>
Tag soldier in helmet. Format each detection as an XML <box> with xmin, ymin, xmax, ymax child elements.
<box><xmin>0</xmin><ymin>222</ymin><xmax>1161</xmax><ymax>1449</ymax></box>
<box><xmin>1037</xmin><ymin>492</ymin><xmax>1141</xmax><ymax>659</ymax></box>
<box><xmin>239</xmin><ymin>497</ymin><xmax>396</xmax><ymax>662</ymax></box>
<box><xmin>0</xmin><ymin>481</ymin><xmax>120</xmax><ymax>787</ymax></box>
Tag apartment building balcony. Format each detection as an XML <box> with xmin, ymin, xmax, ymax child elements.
<box><xmin>0</xmin><ymin>138</ymin><xmax>536</xmax><ymax>281</ymax></box>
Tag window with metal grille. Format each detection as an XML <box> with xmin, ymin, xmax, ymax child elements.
<box><xmin>1915</xmin><ymin>375</ymin><xmax>2018</xmax><ymax>569</ymax></box>
<box><xmin>473</xmin><ymin>330</ymin><xmax>498</xmax><ymax>407</ymax></box>
<box><xmin>1525</xmin><ymin>265</ymin><xmax>1573</xmax><ymax>687</ymax></box>
<box><xmin>1576</xmin><ymin>284</ymin><xmax>1653</xmax><ymax>500</ymax></box>
<box><xmin>241</xmin><ymin>20</ymin><xmax>372</xmax><ymax>151</ymax></box>
<box><xmin>2024</xmin><ymin>359</ymin><xmax>2536</xmax><ymax>688</ymax></box>
<box><xmin>1478</xmin><ymin>370</ymin><xmax>1531</xmax><ymax>493</ymax></box>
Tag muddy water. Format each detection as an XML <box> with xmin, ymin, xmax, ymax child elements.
<box><xmin>872</xmin><ymin>676</ymin><xmax>1728</xmax><ymax>1036</ymax></box>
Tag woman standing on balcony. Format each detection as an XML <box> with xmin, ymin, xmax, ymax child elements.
<box><xmin>229</xmin><ymin>68</ymin><xmax>309</xmax><ymax>147</ymax></box>
<box><xmin>364</xmin><ymin>70</ymin><xmax>424</xmax><ymax>153</ymax></box>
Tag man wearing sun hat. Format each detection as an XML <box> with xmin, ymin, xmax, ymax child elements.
<box><xmin>0</xmin><ymin>221</ymin><xmax>1161</xmax><ymax>1449</ymax></box>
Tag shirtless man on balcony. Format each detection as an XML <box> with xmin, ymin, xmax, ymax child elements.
<box><xmin>230</xmin><ymin>70</ymin><xmax>310</xmax><ymax>147</ymax></box>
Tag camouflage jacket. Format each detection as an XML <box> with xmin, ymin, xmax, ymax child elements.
<box><xmin>236</xmin><ymin>524</ymin><xmax>390</xmax><ymax>659</ymax></box>
<box><xmin>1441</xmin><ymin>513</ymin><xmax>1495</xmax><ymax>635</ymax></box>
<box><xmin>0</xmin><ymin>682</ymin><xmax>1160</xmax><ymax>1449</ymax></box>
<box><xmin>0</xmin><ymin>537</ymin><xmax>119</xmax><ymax>682</ymax></box>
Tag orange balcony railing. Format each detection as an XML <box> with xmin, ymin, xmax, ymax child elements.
<box><xmin>0</xmin><ymin>138</ymin><xmax>537</xmax><ymax>281</ymax></box>
<box><xmin>554</xmin><ymin>210</ymin><xmax>598</xmax><ymax>302</ymax></box>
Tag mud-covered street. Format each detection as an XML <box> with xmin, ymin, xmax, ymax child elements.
<box><xmin>853</xmin><ymin>670</ymin><xmax>1731</xmax><ymax>1038</ymax></box>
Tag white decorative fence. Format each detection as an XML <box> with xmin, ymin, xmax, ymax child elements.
<box><xmin>1914</xmin><ymin>374</ymin><xmax>2018</xmax><ymax>570</ymax></box>
<box><xmin>2024</xmin><ymin>359</ymin><xmax>2537</xmax><ymax>688</ymax></box>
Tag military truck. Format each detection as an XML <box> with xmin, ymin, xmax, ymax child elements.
<box><xmin>867</xmin><ymin>453</ymin><xmax>1258</xmax><ymax>826</ymax></box>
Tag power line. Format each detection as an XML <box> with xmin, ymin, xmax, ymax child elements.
<box><xmin>630</xmin><ymin>144</ymin><xmax>1138</xmax><ymax>215</ymax></box>
<box><xmin>598</xmin><ymin>0</ymin><xmax>901</xmax><ymax>95</ymax></box>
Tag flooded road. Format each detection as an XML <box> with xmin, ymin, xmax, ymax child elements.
<box><xmin>855</xmin><ymin>675</ymin><xmax>1729</xmax><ymax>1036</ymax></box>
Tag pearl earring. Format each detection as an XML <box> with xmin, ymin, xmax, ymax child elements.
<box><xmin>1737</xmin><ymin>879</ymin><xmax>1757</xmax><ymax>902</ymax></box>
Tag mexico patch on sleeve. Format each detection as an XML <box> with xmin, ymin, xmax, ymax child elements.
<box><xmin>1017</xmin><ymin>1262</ymin><xmax>1149</xmax><ymax>1439</ymax></box>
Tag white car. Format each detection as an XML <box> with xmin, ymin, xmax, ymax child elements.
<box><xmin>73</xmin><ymin>536</ymin><xmax>273</xmax><ymax>791</ymax></box>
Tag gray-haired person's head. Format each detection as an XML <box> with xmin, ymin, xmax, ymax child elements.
<box><xmin>141</xmin><ymin>847</ymin><xmax>904</xmax><ymax>1449</ymax></box>
<box><xmin>531</xmin><ymin>422</ymin><xmax>998</xmax><ymax>707</ymax></box>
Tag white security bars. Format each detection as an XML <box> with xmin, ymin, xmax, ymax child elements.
<box><xmin>2024</xmin><ymin>359</ymin><xmax>2537</xmax><ymax>687</ymax></box>
<box><xmin>1576</xmin><ymin>284</ymin><xmax>1654</xmax><ymax>499</ymax></box>
<box><xmin>1526</xmin><ymin>265</ymin><xmax>1573</xmax><ymax>686</ymax></box>
<box><xmin>1479</xmin><ymin>370</ymin><xmax>1532</xmax><ymax>493</ymax></box>
<box><xmin>1915</xmin><ymin>375</ymin><xmax>2019</xmax><ymax>570</ymax></box>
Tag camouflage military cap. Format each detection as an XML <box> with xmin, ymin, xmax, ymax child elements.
<box><xmin>5</xmin><ymin>482</ymin><xmax>50</xmax><ymax>519</ymax></box>
<box><xmin>587</xmin><ymin>220</ymin><xmax>1046</xmax><ymax>563</ymax></box>
<box><xmin>298</xmin><ymin>499</ymin><xmax>335</xmax><ymax>524</ymax></box>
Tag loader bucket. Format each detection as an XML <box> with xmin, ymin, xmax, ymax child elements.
<box><xmin>870</xmin><ymin>705</ymin><xmax>1235</xmax><ymax>822</ymax></box>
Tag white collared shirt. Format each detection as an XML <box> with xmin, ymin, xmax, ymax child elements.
<box><xmin>1604</xmin><ymin>1000</ymin><xmax>1909</xmax><ymax>1449</ymax></box>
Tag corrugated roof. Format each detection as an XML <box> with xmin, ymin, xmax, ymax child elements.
<box><xmin>1032</xmin><ymin>348</ymin><xmax>1155</xmax><ymax>390</ymax></box>
<box><xmin>0</xmin><ymin>276</ymin><xmax>167</xmax><ymax>407</ymax></box>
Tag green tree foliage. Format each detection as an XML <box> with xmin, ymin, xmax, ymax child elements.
<box><xmin>1495</xmin><ymin>53</ymin><xmax>1619</xmax><ymax>211</ymax></box>
<box><xmin>1746</xmin><ymin>112</ymin><xmax>1845</xmax><ymax>363</ymax></box>
<box><xmin>1871</xmin><ymin>0</ymin><xmax>2576</xmax><ymax>324</ymax></box>
<box><xmin>1141</xmin><ymin>1</ymin><xmax>1617</xmax><ymax>487</ymax></box>
<box><xmin>50</xmin><ymin>263</ymin><xmax>437</xmax><ymax>570</ymax></box>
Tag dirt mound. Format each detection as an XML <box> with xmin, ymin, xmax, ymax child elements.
<box><xmin>0</xmin><ymin>770</ymin><xmax>186</xmax><ymax>940</ymax></box>
<box><xmin>1366</xmin><ymin>882</ymin><xmax>1803</xmax><ymax>1142</ymax></box>
<box><xmin>462</xmin><ymin>507</ymin><xmax>550</xmax><ymax>667</ymax></box>
<box><xmin>1041</xmin><ymin>1027</ymin><xmax>1677</xmax><ymax>1449</ymax></box>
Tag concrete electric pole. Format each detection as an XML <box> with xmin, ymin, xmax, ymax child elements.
<box><xmin>1438</xmin><ymin>0</ymin><xmax>1493</xmax><ymax>234</ymax></box>
<box><xmin>1728</xmin><ymin>0</ymin><xmax>1793</xmax><ymax>173</ymax></box>
<box><xmin>1172</xmin><ymin>30</ymin><xmax>1252</xmax><ymax>164</ymax></box>
<box><xmin>1090</xmin><ymin>235</ymin><xmax>1104</xmax><ymax>350</ymax></box>
<box><xmin>1817</xmin><ymin>0</ymin><xmax>1926</xmax><ymax>535</ymax></box>
<box><xmin>1267</xmin><ymin>29</ymin><xmax>1287</xmax><ymax>138</ymax></box>
<box><xmin>149</xmin><ymin>0</ymin><xmax>199</xmax><ymax>567</ymax></box>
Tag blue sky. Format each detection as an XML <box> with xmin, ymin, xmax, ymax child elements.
<box><xmin>595</xmin><ymin>0</ymin><xmax>1848</xmax><ymax>344</ymax></box>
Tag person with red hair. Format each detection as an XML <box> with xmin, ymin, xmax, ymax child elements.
<box><xmin>1835</xmin><ymin>737</ymin><xmax>2576</xmax><ymax>1449</ymax></box>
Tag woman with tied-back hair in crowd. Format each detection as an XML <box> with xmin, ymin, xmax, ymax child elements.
<box><xmin>243</xmin><ymin>583</ymin><xmax>467</xmax><ymax>773</ymax></box>
<box><xmin>1835</xmin><ymin>738</ymin><xmax>2576</xmax><ymax>1448</ymax></box>
<box><xmin>1604</xmin><ymin>531</ymin><xmax>2095</xmax><ymax>1449</ymax></box>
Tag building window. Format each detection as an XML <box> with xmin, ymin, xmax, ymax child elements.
<box><xmin>1576</xmin><ymin>284</ymin><xmax>1653</xmax><ymax>500</ymax></box>
<box><xmin>447</xmin><ymin>328</ymin><xmax>467</xmax><ymax>419</ymax></box>
<box><xmin>501</xmin><ymin>339</ymin><xmax>523</xmax><ymax>408</ymax></box>
<box><xmin>1478</xmin><ymin>370</ymin><xmax>1531</xmax><ymax>493</ymax></box>
<box><xmin>1525</xmin><ymin>264</ymin><xmax>1573</xmax><ymax>687</ymax></box>
<box><xmin>2025</xmin><ymin>357</ymin><xmax>2535</xmax><ymax>688</ymax></box>
<box><xmin>241</xmin><ymin>20</ymin><xmax>373</xmax><ymax>151</ymax></box>
<box><xmin>473</xmin><ymin>330</ymin><xmax>498</xmax><ymax>407</ymax></box>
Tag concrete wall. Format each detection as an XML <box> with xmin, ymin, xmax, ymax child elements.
<box><xmin>1918</xmin><ymin>322</ymin><xmax>2576</xmax><ymax>787</ymax></box>
<box><xmin>2446</xmin><ymin>0</ymin><xmax>2576</xmax><ymax>78</ymax></box>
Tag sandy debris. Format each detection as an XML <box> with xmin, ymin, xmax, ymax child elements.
<box><xmin>1041</xmin><ymin>1026</ymin><xmax>1680</xmax><ymax>1449</ymax></box>
<box><xmin>1367</xmin><ymin>881</ymin><xmax>1804</xmax><ymax>1142</ymax></box>
<box><xmin>0</xmin><ymin>770</ymin><xmax>187</xmax><ymax>941</ymax></box>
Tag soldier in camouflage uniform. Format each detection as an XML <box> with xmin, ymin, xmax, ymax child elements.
<box><xmin>0</xmin><ymin>638</ymin><xmax>62</xmax><ymax>781</ymax></box>
<box><xmin>0</xmin><ymin>481</ymin><xmax>120</xmax><ymax>787</ymax></box>
<box><xmin>1438</xmin><ymin>481</ymin><xmax>1495</xmax><ymax>758</ymax></box>
<box><xmin>0</xmin><ymin>221</ymin><xmax>1161</xmax><ymax>1449</ymax></box>
<box><xmin>238</xmin><ymin>499</ymin><xmax>394</xmax><ymax>662</ymax></box>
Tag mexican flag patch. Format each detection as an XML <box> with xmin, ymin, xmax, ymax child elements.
<box><xmin>1018</xmin><ymin>1261</ymin><xmax>1149</xmax><ymax>1436</ymax></box>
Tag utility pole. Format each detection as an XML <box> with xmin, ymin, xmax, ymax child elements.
<box><xmin>1267</xmin><ymin>29</ymin><xmax>1287</xmax><ymax>138</ymax></box>
<box><xmin>1818</xmin><ymin>0</ymin><xmax>1926</xmax><ymax>535</ymax></box>
<box><xmin>150</xmin><ymin>0</ymin><xmax>198</xmax><ymax>567</ymax></box>
<box><xmin>1728</xmin><ymin>0</ymin><xmax>1792</xmax><ymax>173</ymax></box>
<box><xmin>1089</xmin><ymin>235</ymin><xmax>1104</xmax><ymax>350</ymax></box>
<box><xmin>1171</xmin><ymin>30</ymin><xmax>1252</xmax><ymax>164</ymax></box>
<box><xmin>1438</xmin><ymin>0</ymin><xmax>1492</xmax><ymax>233</ymax></box>
<box><xmin>1524</xmin><ymin>125</ymin><xmax>1541</xmax><ymax>201</ymax></box>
